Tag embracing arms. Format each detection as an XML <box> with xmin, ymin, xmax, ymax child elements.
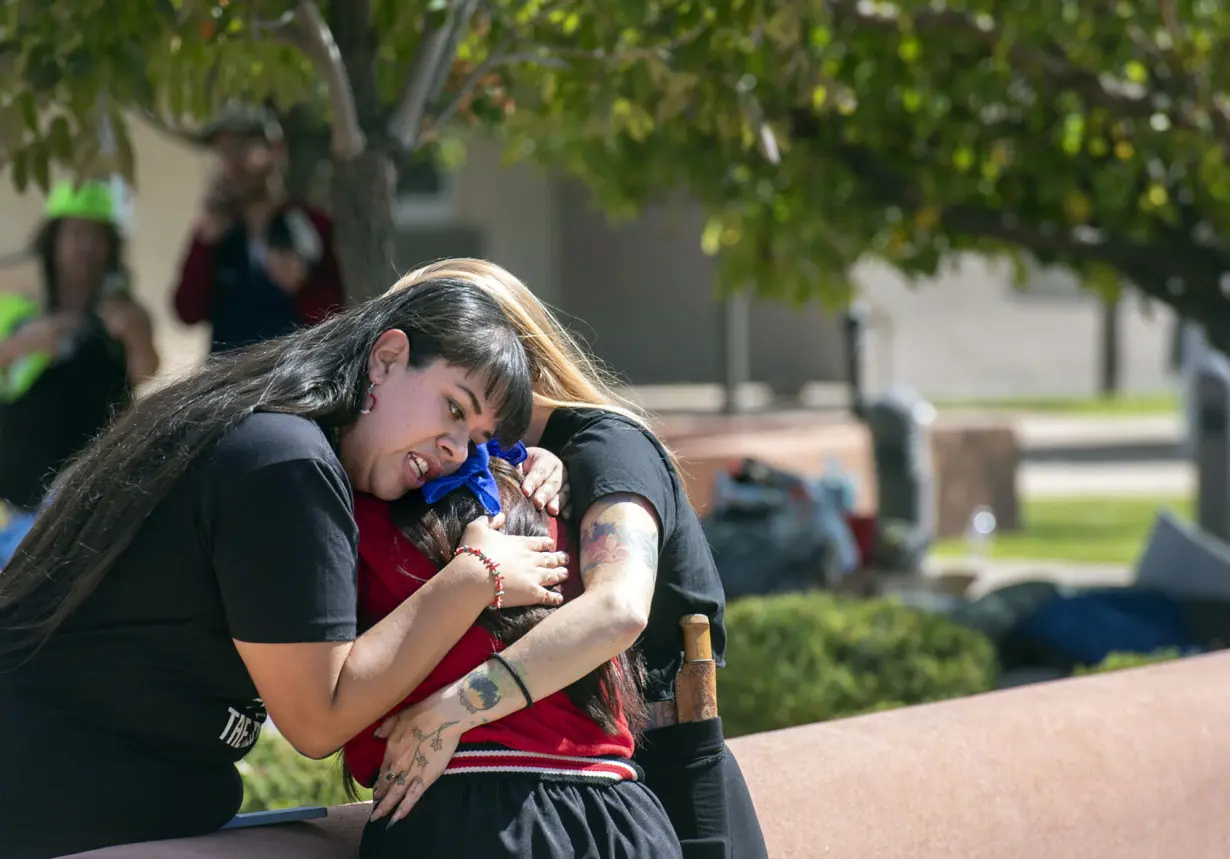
<box><xmin>236</xmin><ymin>531</ymin><xmax>518</xmax><ymax>759</ymax></box>
<box><xmin>370</xmin><ymin>492</ymin><xmax>659</xmax><ymax>819</ymax></box>
<box><xmin>454</xmin><ymin>493</ymin><xmax>658</xmax><ymax>717</ymax></box>
<box><xmin>220</xmin><ymin>446</ymin><xmax>569</xmax><ymax>760</ymax></box>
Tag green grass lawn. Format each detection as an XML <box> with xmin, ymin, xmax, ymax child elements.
<box><xmin>934</xmin><ymin>392</ymin><xmax>1179</xmax><ymax>416</ymax></box>
<box><xmin>932</xmin><ymin>495</ymin><xmax>1192</xmax><ymax>565</ymax></box>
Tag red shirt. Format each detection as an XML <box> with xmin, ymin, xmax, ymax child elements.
<box><xmin>173</xmin><ymin>201</ymin><xmax>345</xmax><ymax>329</ymax></box>
<box><xmin>342</xmin><ymin>494</ymin><xmax>633</xmax><ymax>789</ymax></box>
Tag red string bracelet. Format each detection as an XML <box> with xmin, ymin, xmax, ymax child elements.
<box><xmin>454</xmin><ymin>545</ymin><xmax>504</xmax><ymax>609</ymax></box>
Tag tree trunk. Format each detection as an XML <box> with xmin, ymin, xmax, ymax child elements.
<box><xmin>328</xmin><ymin>0</ymin><xmax>398</xmax><ymax>302</ymax></box>
<box><xmin>721</xmin><ymin>293</ymin><xmax>751</xmax><ymax>414</ymax></box>
<box><xmin>330</xmin><ymin>150</ymin><xmax>396</xmax><ymax>301</ymax></box>
<box><xmin>1098</xmin><ymin>292</ymin><xmax>1122</xmax><ymax>398</ymax></box>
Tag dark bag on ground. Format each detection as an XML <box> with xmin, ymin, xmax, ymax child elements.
<box><xmin>701</xmin><ymin>459</ymin><xmax>856</xmax><ymax>600</ymax></box>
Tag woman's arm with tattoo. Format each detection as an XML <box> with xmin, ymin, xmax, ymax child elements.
<box><xmin>370</xmin><ymin>493</ymin><xmax>658</xmax><ymax>819</ymax></box>
<box><xmin>449</xmin><ymin>492</ymin><xmax>658</xmax><ymax>721</ymax></box>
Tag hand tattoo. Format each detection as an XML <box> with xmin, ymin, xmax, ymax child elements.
<box><xmin>408</xmin><ymin>721</ymin><xmax>459</xmax><ymax>768</ymax></box>
<box><xmin>459</xmin><ymin>671</ymin><xmax>502</xmax><ymax>715</ymax></box>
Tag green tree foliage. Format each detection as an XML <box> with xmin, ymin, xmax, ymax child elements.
<box><xmin>4</xmin><ymin>1</ymin><xmax>1230</xmax><ymax>338</ymax></box>
<box><xmin>0</xmin><ymin>0</ymin><xmax>711</xmax><ymax>298</ymax></box>
<box><xmin>498</xmin><ymin>0</ymin><xmax>1230</xmax><ymax>343</ymax></box>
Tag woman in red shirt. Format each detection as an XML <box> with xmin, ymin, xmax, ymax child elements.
<box><xmin>345</xmin><ymin>441</ymin><xmax>683</xmax><ymax>859</ymax></box>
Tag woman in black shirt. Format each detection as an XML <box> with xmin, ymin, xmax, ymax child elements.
<box><xmin>369</xmin><ymin>260</ymin><xmax>769</xmax><ymax>859</ymax></box>
<box><xmin>0</xmin><ymin>276</ymin><xmax>572</xmax><ymax>859</ymax></box>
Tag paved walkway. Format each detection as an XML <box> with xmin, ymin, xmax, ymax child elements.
<box><xmin>1010</xmin><ymin>412</ymin><xmax>1190</xmax><ymax>498</ymax></box>
<box><xmin>1000</xmin><ymin>413</ymin><xmax>1183</xmax><ymax>450</ymax></box>
<box><xmin>652</xmin><ymin>405</ymin><xmax>1195</xmax><ymax>500</ymax></box>
<box><xmin>1021</xmin><ymin>461</ymin><xmax>1193</xmax><ymax>497</ymax></box>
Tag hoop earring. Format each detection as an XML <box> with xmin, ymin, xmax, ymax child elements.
<box><xmin>360</xmin><ymin>382</ymin><xmax>377</xmax><ymax>415</ymax></box>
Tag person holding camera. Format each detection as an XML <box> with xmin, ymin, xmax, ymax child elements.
<box><xmin>173</xmin><ymin>104</ymin><xmax>346</xmax><ymax>353</ymax></box>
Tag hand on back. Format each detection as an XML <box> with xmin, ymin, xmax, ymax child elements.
<box><xmin>458</xmin><ymin>515</ymin><xmax>568</xmax><ymax>608</ymax></box>
<box><xmin>519</xmin><ymin>446</ymin><xmax>570</xmax><ymax>517</ymax></box>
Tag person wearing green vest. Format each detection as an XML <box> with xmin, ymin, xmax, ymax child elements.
<box><xmin>0</xmin><ymin>180</ymin><xmax>160</xmax><ymax>561</ymax></box>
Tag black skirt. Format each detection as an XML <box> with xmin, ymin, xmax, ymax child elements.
<box><xmin>633</xmin><ymin>718</ymin><xmax>770</xmax><ymax>859</ymax></box>
<box><xmin>360</xmin><ymin>762</ymin><xmax>684</xmax><ymax>859</ymax></box>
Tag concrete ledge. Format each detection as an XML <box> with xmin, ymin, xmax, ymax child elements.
<box><xmin>737</xmin><ymin>652</ymin><xmax>1230</xmax><ymax>858</ymax></box>
<box><xmin>74</xmin><ymin>653</ymin><xmax>1230</xmax><ymax>858</ymax></box>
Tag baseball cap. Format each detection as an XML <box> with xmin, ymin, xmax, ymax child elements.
<box><xmin>198</xmin><ymin>102</ymin><xmax>284</xmax><ymax>146</ymax></box>
<box><xmin>44</xmin><ymin>180</ymin><xmax>116</xmax><ymax>225</ymax></box>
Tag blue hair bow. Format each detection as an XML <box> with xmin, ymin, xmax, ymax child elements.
<box><xmin>485</xmin><ymin>438</ymin><xmax>528</xmax><ymax>468</ymax></box>
<box><xmin>421</xmin><ymin>439</ymin><xmax>529</xmax><ymax>515</ymax></box>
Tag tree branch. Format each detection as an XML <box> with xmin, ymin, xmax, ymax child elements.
<box><xmin>527</xmin><ymin>25</ymin><xmax>706</xmax><ymax>63</ymax></box>
<box><xmin>425</xmin><ymin>39</ymin><xmax>570</xmax><ymax>140</ymax></box>
<box><xmin>266</xmin><ymin>1</ymin><xmax>364</xmax><ymax>160</ymax></box>
<box><xmin>387</xmin><ymin>0</ymin><xmax>483</xmax><ymax>151</ymax></box>
<box><xmin>136</xmin><ymin>108</ymin><xmax>203</xmax><ymax>148</ymax></box>
<box><xmin>408</xmin><ymin>12</ymin><xmax>711</xmax><ymax>146</ymax></box>
<box><xmin>249</xmin><ymin>8</ymin><xmax>299</xmax><ymax>39</ymax></box>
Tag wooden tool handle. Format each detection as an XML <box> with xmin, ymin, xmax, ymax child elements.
<box><xmin>675</xmin><ymin>614</ymin><xmax>718</xmax><ymax>722</ymax></box>
<box><xmin>680</xmin><ymin>613</ymin><xmax>713</xmax><ymax>662</ymax></box>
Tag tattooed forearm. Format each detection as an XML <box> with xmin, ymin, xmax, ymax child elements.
<box><xmin>579</xmin><ymin>494</ymin><xmax>659</xmax><ymax>585</ymax></box>
<box><xmin>456</xmin><ymin>656</ymin><xmax>533</xmax><ymax>721</ymax></box>
<box><xmin>458</xmin><ymin>669</ymin><xmax>503</xmax><ymax>715</ymax></box>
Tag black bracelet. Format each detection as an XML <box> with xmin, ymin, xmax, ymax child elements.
<box><xmin>488</xmin><ymin>652</ymin><xmax>533</xmax><ymax>709</ymax></box>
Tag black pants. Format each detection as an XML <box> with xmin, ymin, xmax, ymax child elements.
<box><xmin>633</xmin><ymin>719</ymin><xmax>770</xmax><ymax>859</ymax></box>
<box><xmin>361</xmin><ymin>769</ymin><xmax>683</xmax><ymax>859</ymax></box>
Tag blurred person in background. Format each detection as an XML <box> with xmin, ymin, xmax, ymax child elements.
<box><xmin>173</xmin><ymin>103</ymin><xmax>345</xmax><ymax>353</ymax></box>
<box><xmin>0</xmin><ymin>180</ymin><xmax>159</xmax><ymax>562</ymax></box>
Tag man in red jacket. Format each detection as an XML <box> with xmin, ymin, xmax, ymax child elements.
<box><xmin>173</xmin><ymin>104</ymin><xmax>346</xmax><ymax>353</ymax></box>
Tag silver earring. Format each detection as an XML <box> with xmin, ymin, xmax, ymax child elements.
<box><xmin>360</xmin><ymin>382</ymin><xmax>377</xmax><ymax>415</ymax></box>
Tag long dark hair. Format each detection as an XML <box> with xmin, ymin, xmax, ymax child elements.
<box><xmin>32</xmin><ymin>217</ymin><xmax>124</xmax><ymax>310</ymax></box>
<box><xmin>340</xmin><ymin>457</ymin><xmax>646</xmax><ymax>799</ymax></box>
<box><xmin>0</xmin><ymin>278</ymin><xmax>533</xmax><ymax>661</ymax></box>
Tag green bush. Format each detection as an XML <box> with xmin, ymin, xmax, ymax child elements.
<box><xmin>238</xmin><ymin>730</ymin><xmax>369</xmax><ymax>813</ymax></box>
<box><xmin>1074</xmin><ymin>648</ymin><xmax>1186</xmax><ymax>676</ymax></box>
<box><xmin>718</xmin><ymin>591</ymin><xmax>999</xmax><ymax>737</ymax></box>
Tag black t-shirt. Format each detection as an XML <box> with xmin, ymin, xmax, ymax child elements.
<box><xmin>0</xmin><ymin>321</ymin><xmax>132</xmax><ymax>510</ymax></box>
<box><xmin>0</xmin><ymin>413</ymin><xmax>358</xmax><ymax>858</ymax></box>
<box><xmin>539</xmin><ymin>408</ymin><xmax>727</xmax><ymax>703</ymax></box>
